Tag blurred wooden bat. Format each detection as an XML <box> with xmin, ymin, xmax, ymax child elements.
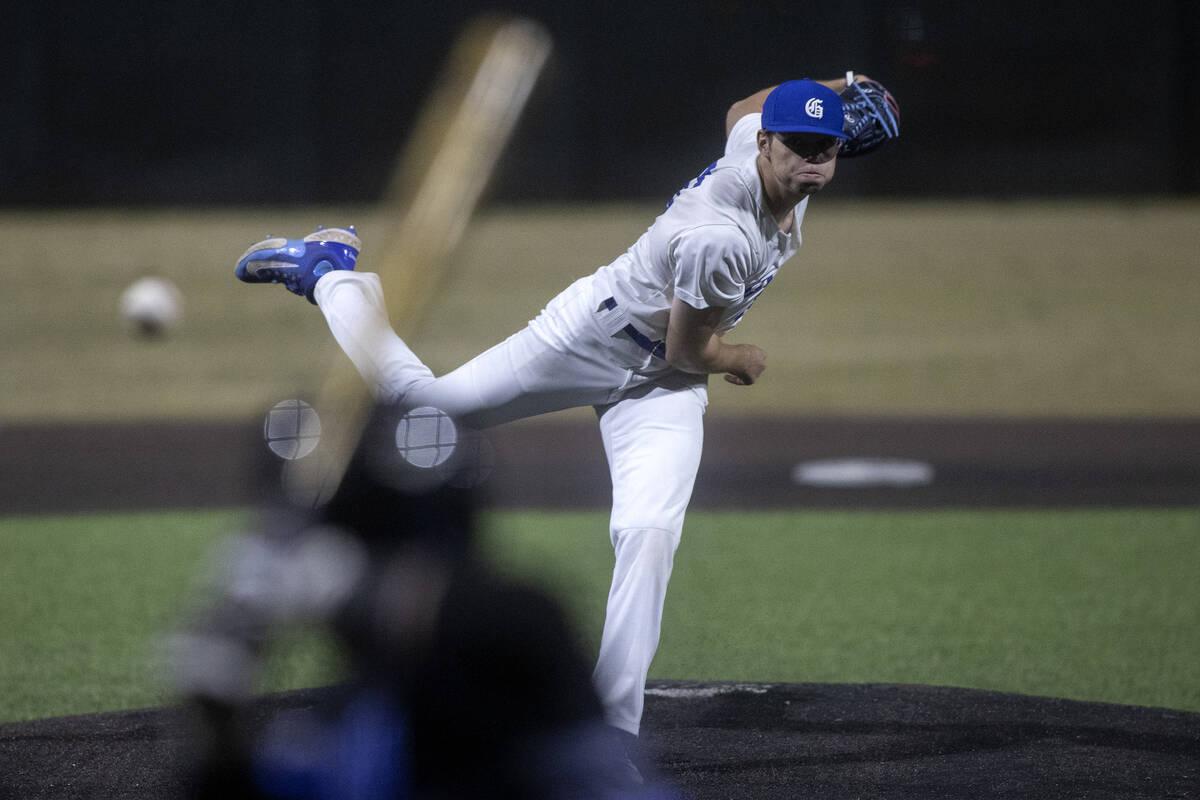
<box><xmin>284</xmin><ymin>15</ymin><xmax>552</xmax><ymax>506</ymax></box>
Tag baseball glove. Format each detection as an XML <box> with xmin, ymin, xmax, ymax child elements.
<box><xmin>840</xmin><ymin>79</ymin><xmax>900</xmax><ymax>158</ymax></box>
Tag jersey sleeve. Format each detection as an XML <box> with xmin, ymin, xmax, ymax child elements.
<box><xmin>671</xmin><ymin>226</ymin><xmax>752</xmax><ymax>310</ymax></box>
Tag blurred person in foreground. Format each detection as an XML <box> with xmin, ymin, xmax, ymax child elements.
<box><xmin>171</xmin><ymin>405</ymin><xmax>673</xmax><ymax>798</ymax></box>
<box><xmin>232</xmin><ymin>73</ymin><xmax>898</xmax><ymax>773</ymax></box>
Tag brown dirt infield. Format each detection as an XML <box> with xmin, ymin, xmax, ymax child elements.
<box><xmin>3</xmin><ymin>417</ymin><xmax>1199</xmax><ymax>515</ymax></box>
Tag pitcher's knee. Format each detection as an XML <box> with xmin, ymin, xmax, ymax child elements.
<box><xmin>611</xmin><ymin>526</ymin><xmax>680</xmax><ymax>560</ymax></box>
<box><xmin>610</xmin><ymin>501</ymin><xmax>689</xmax><ymax>544</ymax></box>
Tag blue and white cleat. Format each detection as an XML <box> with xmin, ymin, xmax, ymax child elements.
<box><xmin>235</xmin><ymin>226</ymin><xmax>361</xmax><ymax>303</ymax></box>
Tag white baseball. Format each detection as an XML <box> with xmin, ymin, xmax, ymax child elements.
<box><xmin>119</xmin><ymin>276</ymin><xmax>183</xmax><ymax>336</ymax></box>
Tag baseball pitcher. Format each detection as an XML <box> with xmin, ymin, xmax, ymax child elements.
<box><xmin>236</xmin><ymin>73</ymin><xmax>899</xmax><ymax>771</ymax></box>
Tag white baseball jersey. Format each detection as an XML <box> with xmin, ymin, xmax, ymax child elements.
<box><xmin>590</xmin><ymin>112</ymin><xmax>807</xmax><ymax>351</ymax></box>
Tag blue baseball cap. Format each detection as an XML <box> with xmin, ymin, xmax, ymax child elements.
<box><xmin>761</xmin><ymin>79</ymin><xmax>848</xmax><ymax>139</ymax></box>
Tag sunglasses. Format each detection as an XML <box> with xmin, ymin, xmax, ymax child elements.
<box><xmin>774</xmin><ymin>132</ymin><xmax>842</xmax><ymax>160</ymax></box>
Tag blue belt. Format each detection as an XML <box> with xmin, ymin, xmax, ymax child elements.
<box><xmin>602</xmin><ymin>297</ymin><xmax>668</xmax><ymax>360</ymax></box>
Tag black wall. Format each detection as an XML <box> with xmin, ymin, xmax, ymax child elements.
<box><xmin>3</xmin><ymin>0</ymin><xmax>1197</xmax><ymax>204</ymax></box>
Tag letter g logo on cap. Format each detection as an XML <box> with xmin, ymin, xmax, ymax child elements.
<box><xmin>804</xmin><ymin>98</ymin><xmax>824</xmax><ymax>119</ymax></box>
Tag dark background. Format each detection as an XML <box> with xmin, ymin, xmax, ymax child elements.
<box><xmin>4</xmin><ymin>0</ymin><xmax>1198</xmax><ymax>205</ymax></box>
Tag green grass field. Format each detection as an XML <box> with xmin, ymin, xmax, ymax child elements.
<box><xmin>2</xmin><ymin>507</ymin><xmax>1197</xmax><ymax>724</ymax></box>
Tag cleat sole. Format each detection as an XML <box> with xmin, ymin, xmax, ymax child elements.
<box><xmin>303</xmin><ymin>228</ymin><xmax>360</xmax><ymax>250</ymax></box>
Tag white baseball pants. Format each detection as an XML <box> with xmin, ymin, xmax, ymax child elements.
<box><xmin>312</xmin><ymin>270</ymin><xmax>707</xmax><ymax>735</ymax></box>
